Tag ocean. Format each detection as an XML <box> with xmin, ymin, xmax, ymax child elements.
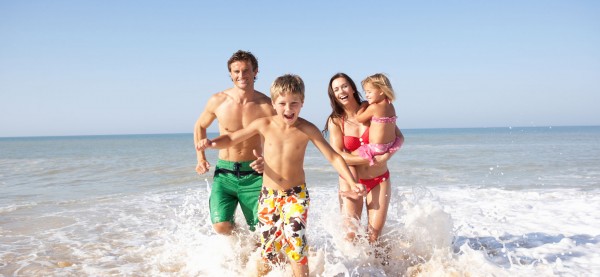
<box><xmin>1</xmin><ymin>126</ymin><xmax>599</xmax><ymax>276</ymax></box>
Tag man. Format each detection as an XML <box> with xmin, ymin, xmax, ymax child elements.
<box><xmin>194</xmin><ymin>50</ymin><xmax>275</xmax><ymax>235</ymax></box>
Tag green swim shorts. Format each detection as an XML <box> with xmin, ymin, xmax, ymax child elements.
<box><xmin>209</xmin><ymin>159</ymin><xmax>263</xmax><ymax>231</ymax></box>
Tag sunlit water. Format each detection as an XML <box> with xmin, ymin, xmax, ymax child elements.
<box><xmin>1</xmin><ymin>127</ymin><xmax>599</xmax><ymax>276</ymax></box>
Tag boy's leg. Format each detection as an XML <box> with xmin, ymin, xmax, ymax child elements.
<box><xmin>281</xmin><ymin>184</ymin><xmax>310</xmax><ymax>274</ymax></box>
<box><xmin>257</xmin><ymin>186</ymin><xmax>284</xmax><ymax>275</ymax></box>
<box><xmin>257</xmin><ymin>259</ymin><xmax>272</xmax><ymax>277</ymax></box>
<box><xmin>289</xmin><ymin>262</ymin><xmax>308</xmax><ymax>277</ymax></box>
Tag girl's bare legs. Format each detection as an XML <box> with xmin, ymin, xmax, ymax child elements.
<box><xmin>366</xmin><ymin>179</ymin><xmax>392</xmax><ymax>243</ymax></box>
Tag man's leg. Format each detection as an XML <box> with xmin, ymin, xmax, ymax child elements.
<box><xmin>212</xmin><ymin>221</ymin><xmax>234</xmax><ymax>235</ymax></box>
<box><xmin>238</xmin><ymin>173</ymin><xmax>263</xmax><ymax>231</ymax></box>
<box><xmin>210</xmin><ymin>164</ymin><xmax>239</xmax><ymax>235</ymax></box>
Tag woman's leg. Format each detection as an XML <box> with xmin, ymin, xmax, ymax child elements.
<box><xmin>366</xmin><ymin>179</ymin><xmax>392</xmax><ymax>243</ymax></box>
<box><xmin>339</xmin><ymin>167</ymin><xmax>363</xmax><ymax>241</ymax></box>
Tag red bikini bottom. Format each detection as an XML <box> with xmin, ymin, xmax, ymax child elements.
<box><xmin>359</xmin><ymin>170</ymin><xmax>390</xmax><ymax>193</ymax></box>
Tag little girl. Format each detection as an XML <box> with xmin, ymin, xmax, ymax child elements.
<box><xmin>355</xmin><ymin>73</ymin><xmax>403</xmax><ymax>166</ymax></box>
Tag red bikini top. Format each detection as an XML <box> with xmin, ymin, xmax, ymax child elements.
<box><xmin>341</xmin><ymin>117</ymin><xmax>369</xmax><ymax>152</ymax></box>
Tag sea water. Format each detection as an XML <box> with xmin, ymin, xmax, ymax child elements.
<box><xmin>1</xmin><ymin>126</ymin><xmax>599</xmax><ymax>276</ymax></box>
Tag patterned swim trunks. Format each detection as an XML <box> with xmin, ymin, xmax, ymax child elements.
<box><xmin>258</xmin><ymin>183</ymin><xmax>310</xmax><ymax>265</ymax></box>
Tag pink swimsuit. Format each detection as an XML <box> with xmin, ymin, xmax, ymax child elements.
<box><xmin>371</xmin><ymin>116</ymin><xmax>397</xmax><ymax>124</ymax></box>
<box><xmin>357</xmin><ymin>116</ymin><xmax>403</xmax><ymax>165</ymax></box>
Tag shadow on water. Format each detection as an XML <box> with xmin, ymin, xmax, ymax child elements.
<box><xmin>453</xmin><ymin>232</ymin><xmax>599</xmax><ymax>267</ymax></box>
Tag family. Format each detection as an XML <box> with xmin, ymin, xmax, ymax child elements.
<box><xmin>194</xmin><ymin>50</ymin><xmax>404</xmax><ymax>277</ymax></box>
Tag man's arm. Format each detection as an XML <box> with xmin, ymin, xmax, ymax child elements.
<box><xmin>249</xmin><ymin>100</ymin><xmax>277</xmax><ymax>173</ymax></box>
<box><xmin>194</xmin><ymin>96</ymin><xmax>219</xmax><ymax>175</ymax></box>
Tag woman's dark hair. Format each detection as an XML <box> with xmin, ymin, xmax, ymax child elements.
<box><xmin>322</xmin><ymin>73</ymin><xmax>364</xmax><ymax>135</ymax></box>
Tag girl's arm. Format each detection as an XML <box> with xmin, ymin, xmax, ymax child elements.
<box><xmin>355</xmin><ymin>103</ymin><xmax>377</xmax><ymax>124</ymax></box>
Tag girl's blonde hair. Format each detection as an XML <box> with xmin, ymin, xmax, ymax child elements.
<box><xmin>361</xmin><ymin>73</ymin><xmax>395</xmax><ymax>102</ymax></box>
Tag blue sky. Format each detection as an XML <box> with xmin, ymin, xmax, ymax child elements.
<box><xmin>1</xmin><ymin>1</ymin><xmax>599</xmax><ymax>137</ymax></box>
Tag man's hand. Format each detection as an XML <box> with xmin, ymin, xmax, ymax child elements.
<box><xmin>196</xmin><ymin>160</ymin><xmax>211</xmax><ymax>175</ymax></box>
<box><xmin>196</xmin><ymin>139</ymin><xmax>215</xmax><ymax>151</ymax></box>
<box><xmin>249</xmin><ymin>149</ymin><xmax>265</xmax><ymax>174</ymax></box>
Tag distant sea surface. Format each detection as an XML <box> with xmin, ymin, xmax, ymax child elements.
<box><xmin>1</xmin><ymin>126</ymin><xmax>599</xmax><ymax>276</ymax></box>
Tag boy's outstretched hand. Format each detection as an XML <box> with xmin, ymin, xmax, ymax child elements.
<box><xmin>340</xmin><ymin>182</ymin><xmax>366</xmax><ymax>200</ymax></box>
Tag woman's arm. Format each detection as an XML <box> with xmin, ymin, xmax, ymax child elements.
<box><xmin>374</xmin><ymin>125</ymin><xmax>404</xmax><ymax>164</ymax></box>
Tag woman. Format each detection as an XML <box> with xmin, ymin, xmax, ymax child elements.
<box><xmin>323</xmin><ymin>72</ymin><xmax>404</xmax><ymax>243</ymax></box>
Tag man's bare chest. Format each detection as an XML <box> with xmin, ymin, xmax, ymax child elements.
<box><xmin>216</xmin><ymin>105</ymin><xmax>267</xmax><ymax>128</ymax></box>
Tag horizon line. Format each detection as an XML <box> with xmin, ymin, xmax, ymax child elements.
<box><xmin>1</xmin><ymin>125</ymin><xmax>599</xmax><ymax>139</ymax></box>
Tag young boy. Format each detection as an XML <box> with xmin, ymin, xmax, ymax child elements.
<box><xmin>197</xmin><ymin>74</ymin><xmax>365</xmax><ymax>277</ymax></box>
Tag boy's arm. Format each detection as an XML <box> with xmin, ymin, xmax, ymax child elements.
<box><xmin>199</xmin><ymin>119</ymin><xmax>262</xmax><ymax>150</ymax></box>
<box><xmin>327</xmin><ymin>118</ymin><xmax>370</xmax><ymax>166</ymax></box>
<box><xmin>308</xmin><ymin>124</ymin><xmax>365</xmax><ymax>194</ymax></box>
<box><xmin>194</xmin><ymin>96</ymin><xmax>219</xmax><ymax>174</ymax></box>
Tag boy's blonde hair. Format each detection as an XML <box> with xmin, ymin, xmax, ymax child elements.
<box><xmin>361</xmin><ymin>73</ymin><xmax>395</xmax><ymax>102</ymax></box>
<box><xmin>270</xmin><ymin>74</ymin><xmax>305</xmax><ymax>102</ymax></box>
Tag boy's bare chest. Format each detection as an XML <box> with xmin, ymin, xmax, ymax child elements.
<box><xmin>264</xmin><ymin>128</ymin><xmax>308</xmax><ymax>150</ymax></box>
